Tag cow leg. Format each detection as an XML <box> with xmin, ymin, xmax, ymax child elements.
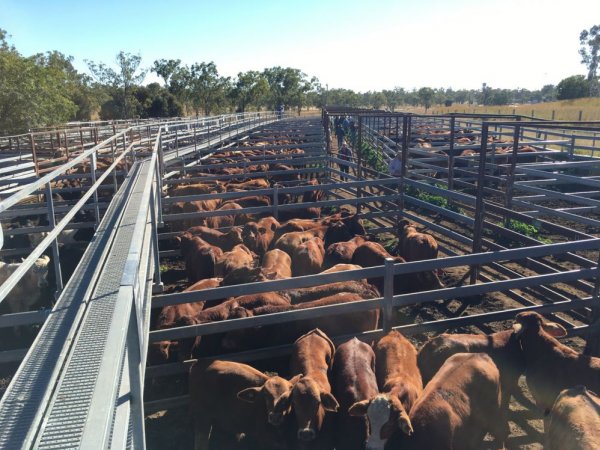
<box><xmin>193</xmin><ymin>416</ymin><xmax>212</xmax><ymax>450</ymax></box>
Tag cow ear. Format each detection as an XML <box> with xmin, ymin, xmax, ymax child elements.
<box><xmin>512</xmin><ymin>323</ymin><xmax>523</xmax><ymax>336</ymax></box>
<box><xmin>320</xmin><ymin>392</ymin><xmax>339</xmax><ymax>412</ymax></box>
<box><xmin>542</xmin><ymin>321</ymin><xmax>567</xmax><ymax>338</ymax></box>
<box><xmin>348</xmin><ymin>400</ymin><xmax>369</xmax><ymax>417</ymax></box>
<box><xmin>237</xmin><ymin>387</ymin><xmax>262</xmax><ymax>403</ymax></box>
<box><xmin>289</xmin><ymin>373</ymin><xmax>303</xmax><ymax>385</ymax></box>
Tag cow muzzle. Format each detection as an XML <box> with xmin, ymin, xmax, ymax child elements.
<box><xmin>297</xmin><ymin>428</ymin><xmax>316</xmax><ymax>442</ymax></box>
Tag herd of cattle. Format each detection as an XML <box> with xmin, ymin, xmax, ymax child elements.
<box><xmin>189</xmin><ymin>314</ymin><xmax>600</xmax><ymax>450</ymax></box>
<box><xmin>149</xmin><ymin>135</ymin><xmax>599</xmax><ymax>450</ymax></box>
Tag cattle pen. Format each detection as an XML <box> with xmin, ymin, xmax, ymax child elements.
<box><xmin>0</xmin><ymin>109</ymin><xmax>598</xmax><ymax>449</ymax></box>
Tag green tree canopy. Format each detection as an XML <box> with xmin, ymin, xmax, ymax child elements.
<box><xmin>580</xmin><ymin>24</ymin><xmax>600</xmax><ymax>95</ymax></box>
<box><xmin>556</xmin><ymin>75</ymin><xmax>589</xmax><ymax>100</ymax></box>
<box><xmin>417</xmin><ymin>87</ymin><xmax>435</xmax><ymax>111</ymax></box>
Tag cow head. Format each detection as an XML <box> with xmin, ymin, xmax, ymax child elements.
<box><xmin>512</xmin><ymin>311</ymin><xmax>567</xmax><ymax>340</ymax></box>
<box><xmin>349</xmin><ymin>394</ymin><xmax>413</xmax><ymax>450</ymax></box>
<box><xmin>290</xmin><ymin>376</ymin><xmax>339</xmax><ymax>442</ymax></box>
<box><xmin>31</xmin><ymin>255</ymin><xmax>50</xmax><ymax>288</ymax></box>
<box><xmin>226</xmin><ymin>227</ymin><xmax>244</xmax><ymax>246</ymax></box>
<box><xmin>238</xmin><ymin>374</ymin><xmax>301</xmax><ymax>426</ymax></box>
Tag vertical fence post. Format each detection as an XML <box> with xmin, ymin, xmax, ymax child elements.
<box><xmin>89</xmin><ymin>151</ymin><xmax>100</xmax><ymax>227</ymax></box>
<box><xmin>357</xmin><ymin>116</ymin><xmax>363</xmax><ymax>214</ymax></box>
<box><xmin>578</xmin><ymin>110</ymin><xmax>583</xmax><ymax>121</ymax></box>
<box><xmin>382</xmin><ymin>258</ymin><xmax>395</xmax><ymax>332</ymax></box>
<box><xmin>569</xmin><ymin>135</ymin><xmax>576</xmax><ymax>159</ymax></box>
<box><xmin>30</xmin><ymin>134</ymin><xmax>39</xmax><ymax>176</ymax></box>
<box><xmin>584</xmin><ymin>250</ymin><xmax>600</xmax><ymax>356</ymax></box>
<box><xmin>45</xmin><ymin>182</ymin><xmax>63</xmax><ymax>296</ymax></box>
<box><xmin>150</xmin><ymin>180</ymin><xmax>163</xmax><ymax>293</ymax></box>
<box><xmin>448</xmin><ymin>115</ymin><xmax>456</xmax><ymax>191</ymax></box>
<box><xmin>504</xmin><ymin>125</ymin><xmax>521</xmax><ymax>214</ymax></box>
<box><xmin>273</xmin><ymin>185</ymin><xmax>279</xmax><ymax>220</ymax></box>
<box><xmin>470</xmin><ymin>124</ymin><xmax>489</xmax><ymax>285</ymax></box>
<box><xmin>126</xmin><ymin>300</ymin><xmax>147</xmax><ymax>448</ymax></box>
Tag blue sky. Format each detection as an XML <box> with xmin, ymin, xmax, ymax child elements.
<box><xmin>2</xmin><ymin>0</ymin><xmax>599</xmax><ymax>91</ymax></box>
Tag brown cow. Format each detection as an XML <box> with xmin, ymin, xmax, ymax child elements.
<box><xmin>177</xmin><ymin>233</ymin><xmax>223</xmax><ymax>283</ymax></box>
<box><xmin>288</xmin><ymin>329</ymin><xmax>339</xmax><ymax>445</ymax></box>
<box><xmin>320</xmin><ymin>263</ymin><xmax>363</xmax><ymax>274</ymax></box>
<box><xmin>223</xmin><ymin>195</ymin><xmax>271</xmax><ymax>209</ymax></box>
<box><xmin>169</xmin><ymin>199</ymin><xmax>220</xmax><ymax>231</ymax></box>
<box><xmin>273</xmin><ymin>227</ymin><xmax>327</xmax><ymax>257</ymax></box>
<box><xmin>351</xmin><ymin>241</ymin><xmax>442</xmax><ymax>295</ymax></box>
<box><xmin>261</xmin><ymin>249</ymin><xmax>292</xmax><ymax>280</ymax></box>
<box><xmin>325</xmin><ymin>235</ymin><xmax>368</xmax><ymax>267</ymax></box>
<box><xmin>186</xmin><ymin>225</ymin><xmax>243</xmax><ymax>251</ymax></box>
<box><xmin>190</xmin><ymin>360</ymin><xmax>295</xmax><ymax>450</ymax></box>
<box><xmin>226</xmin><ymin>178</ymin><xmax>270</xmax><ymax>190</ymax></box>
<box><xmin>148</xmin><ymin>277</ymin><xmax>222</xmax><ymax>364</ymax></box>
<box><xmin>285</xmin><ymin>280</ymin><xmax>380</xmax><ymax>304</ymax></box>
<box><xmin>168</xmin><ymin>182</ymin><xmax>225</xmax><ymax>197</ymax></box>
<box><xmin>512</xmin><ymin>311</ymin><xmax>600</xmax><ymax>415</ymax></box>
<box><xmin>417</xmin><ymin>329</ymin><xmax>526</xmax><ymax>412</ymax></box>
<box><xmin>332</xmin><ymin>338</ymin><xmax>379</xmax><ymax>450</ymax></box>
<box><xmin>292</xmin><ymin>236</ymin><xmax>325</xmax><ymax>277</ymax></box>
<box><xmin>215</xmin><ymin>244</ymin><xmax>256</xmax><ymax>279</ymax></box>
<box><xmin>349</xmin><ymin>330</ymin><xmax>422</xmax><ymax>448</ymax></box>
<box><xmin>242</xmin><ymin>221</ymin><xmax>276</xmax><ymax>256</ymax></box>
<box><xmin>404</xmin><ymin>353</ymin><xmax>508</xmax><ymax>450</ymax></box>
<box><xmin>221</xmin><ymin>293</ymin><xmax>380</xmax><ymax>352</ymax></box>
<box><xmin>395</xmin><ymin>219</ymin><xmax>438</xmax><ymax>262</ymax></box>
<box><xmin>546</xmin><ymin>385</ymin><xmax>600</xmax><ymax>450</ymax></box>
<box><xmin>206</xmin><ymin>202</ymin><xmax>251</xmax><ymax>229</ymax></box>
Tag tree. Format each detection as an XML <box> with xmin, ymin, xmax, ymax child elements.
<box><xmin>0</xmin><ymin>29</ymin><xmax>78</xmax><ymax>133</ymax></box>
<box><xmin>540</xmin><ymin>84</ymin><xmax>556</xmax><ymax>102</ymax></box>
<box><xmin>187</xmin><ymin>62</ymin><xmax>230</xmax><ymax>116</ymax></box>
<box><xmin>152</xmin><ymin>58</ymin><xmax>181</xmax><ymax>87</ymax></box>
<box><xmin>86</xmin><ymin>51</ymin><xmax>147</xmax><ymax>118</ymax></box>
<box><xmin>230</xmin><ymin>70</ymin><xmax>269</xmax><ymax>112</ymax></box>
<box><xmin>556</xmin><ymin>75</ymin><xmax>589</xmax><ymax>100</ymax></box>
<box><xmin>417</xmin><ymin>87</ymin><xmax>435</xmax><ymax>111</ymax></box>
<box><xmin>579</xmin><ymin>24</ymin><xmax>600</xmax><ymax>96</ymax></box>
<box><xmin>262</xmin><ymin>67</ymin><xmax>312</xmax><ymax>110</ymax></box>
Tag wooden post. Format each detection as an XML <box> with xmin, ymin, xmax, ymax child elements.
<box><xmin>448</xmin><ymin>115</ymin><xmax>456</xmax><ymax>191</ymax></box>
<box><xmin>357</xmin><ymin>115</ymin><xmax>363</xmax><ymax>214</ymax></box>
<box><xmin>30</xmin><ymin>134</ymin><xmax>39</xmax><ymax>176</ymax></box>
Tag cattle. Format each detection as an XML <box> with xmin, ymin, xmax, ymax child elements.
<box><xmin>189</xmin><ymin>360</ymin><xmax>295</xmax><ymax>450</ymax></box>
<box><xmin>148</xmin><ymin>278</ymin><xmax>222</xmax><ymax>365</ymax></box>
<box><xmin>292</xmin><ymin>236</ymin><xmax>325</xmax><ymax>277</ymax></box>
<box><xmin>176</xmin><ymin>233</ymin><xmax>223</xmax><ymax>283</ymax></box>
<box><xmin>168</xmin><ymin>182</ymin><xmax>225</xmax><ymax>197</ymax></box>
<box><xmin>205</xmin><ymin>202</ymin><xmax>252</xmax><ymax>229</ymax></box>
<box><xmin>395</xmin><ymin>219</ymin><xmax>438</xmax><ymax>263</ymax></box>
<box><xmin>320</xmin><ymin>264</ymin><xmax>363</xmax><ymax>275</ymax></box>
<box><xmin>273</xmin><ymin>226</ymin><xmax>328</xmax><ymax>255</ymax></box>
<box><xmin>242</xmin><ymin>221</ymin><xmax>276</xmax><ymax>256</ymax></box>
<box><xmin>545</xmin><ymin>386</ymin><xmax>600</xmax><ymax>450</ymax></box>
<box><xmin>288</xmin><ymin>329</ymin><xmax>339</xmax><ymax>446</ymax></box>
<box><xmin>351</xmin><ymin>241</ymin><xmax>442</xmax><ymax>295</ymax></box>
<box><xmin>512</xmin><ymin>311</ymin><xmax>600</xmax><ymax>415</ymax></box>
<box><xmin>0</xmin><ymin>256</ymin><xmax>50</xmax><ymax>315</ymax></box>
<box><xmin>178</xmin><ymin>292</ymin><xmax>291</xmax><ymax>358</ymax></box>
<box><xmin>332</xmin><ymin>338</ymin><xmax>379</xmax><ymax>450</ymax></box>
<box><xmin>285</xmin><ymin>280</ymin><xmax>380</xmax><ymax>304</ymax></box>
<box><xmin>226</xmin><ymin>178</ymin><xmax>270</xmax><ymax>191</ymax></box>
<box><xmin>223</xmin><ymin>195</ymin><xmax>271</xmax><ymax>209</ymax></box>
<box><xmin>185</xmin><ymin>225</ymin><xmax>243</xmax><ymax>251</ymax></box>
<box><xmin>403</xmin><ymin>352</ymin><xmax>508</xmax><ymax>450</ymax></box>
<box><xmin>349</xmin><ymin>330</ymin><xmax>422</xmax><ymax>449</ymax></box>
<box><xmin>222</xmin><ymin>249</ymin><xmax>292</xmax><ymax>285</ymax></box>
<box><xmin>221</xmin><ymin>293</ymin><xmax>380</xmax><ymax>353</ymax></box>
<box><xmin>169</xmin><ymin>198</ymin><xmax>221</xmax><ymax>231</ymax></box>
<box><xmin>417</xmin><ymin>329</ymin><xmax>526</xmax><ymax>412</ymax></box>
<box><xmin>325</xmin><ymin>235</ymin><xmax>368</xmax><ymax>267</ymax></box>
<box><xmin>215</xmin><ymin>244</ymin><xmax>256</xmax><ymax>279</ymax></box>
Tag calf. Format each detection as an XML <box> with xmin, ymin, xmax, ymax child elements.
<box><xmin>292</xmin><ymin>236</ymin><xmax>326</xmax><ymax>277</ymax></box>
<box><xmin>289</xmin><ymin>329</ymin><xmax>339</xmax><ymax>445</ymax></box>
<box><xmin>221</xmin><ymin>293</ymin><xmax>380</xmax><ymax>353</ymax></box>
<box><xmin>148</xmin><ymin>278</ymin><xmax>221</xmax><ymax>365</ymax></box>
<box><xmin>190</xmin><ymin>360</ymin><xmax>295</xmax><ymax>450</ymax></box>
<box><xmin>325</xmin><ymin>235</ymin><xmax>368</xmax><ymax>268</ymax></box>
<box><xmin>352</xmin><ymin>241</ymin><xmax>442</xmax><ymax>295</ymax></box>
<box><xmin>407</xmin><ymin>353</ymin><xmax>508</xmax><ymax>449</ymax></box>
<box><xmin>546</xmin><ymin>386</ymin><xmax>600</xmax><ymax>450</ymax></box>
<box><xmin>215</xmin><ymin>244</ymin><xmax>256</xmax><ymax>279</ymax></box>
<box><xmin>332</xmin><ymin>338</ymin><xmax>379</xmax><ymax>450</ymax></box>
<box><xmin>417</xmin><ymin>329</ymin><xmax>525</xmax><ymax>412</ymax></box>
<box><xmin>0</xmin><ymin>256</ymin><xmax>50</xmax><ymax>315</ymax></box>
<box><xmin>349</xmin><ymin>330</ymin><xmax>422</xmax><ymax>449</ymax></box>
<box><xmin>177</xmin><ymin>233</ymin><xmax>223</xmax><ymax>283</ymax></box>
<box><xmin>513</xmin><ymin>311</ymin><xmax>600</xmax><ymax>415</ymax></box>
<box><xmin>186</xmin><ymin>225</ymin><xmax>243</xmax><ymax>251</ymax></box>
